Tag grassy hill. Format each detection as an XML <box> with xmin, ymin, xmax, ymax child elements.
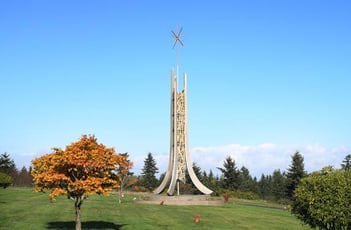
<box><xmin>0</xmin><ymin>187</ymin><xmax>310</xmax><ymax>229</ymax></box>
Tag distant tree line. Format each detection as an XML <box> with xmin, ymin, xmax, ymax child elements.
<box><xmin>133</xmin><ymin>152</ymin><xmax>349</xmax><ymax>199</ymax></box>
<box><xmin>131</xmin><ymin>151</ymin><xmax>308</xmax><ymax>203</ymax></box>
<box><xmin>132</xmin><ymin>152</ymin><xmax>351</xmax><ymax>229</ymax></box>
<box><xmin>0</xmin><ymin>153</ymin><xmax>33</xmax><ymax>188</ymax></box>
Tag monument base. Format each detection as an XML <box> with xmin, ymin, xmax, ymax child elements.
<box><xmin>135</xmin><ymin>194</ymin><xmax>224</xmax><ymax>206</ymax></box>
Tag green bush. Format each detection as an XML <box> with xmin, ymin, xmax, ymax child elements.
<box><xmin>292</xmin><ymin>167</ymin><xmax>351</xmax><ymax>230</ymax></box>
<box><xmin>219</xmin><ymin>189</ymin><xmax>260</xmax><ymax>200</ymax></box>
<box><xmin>0</xmin><ymin>172</ymin><xmax>12</xmax><ymax>188</ymax></box>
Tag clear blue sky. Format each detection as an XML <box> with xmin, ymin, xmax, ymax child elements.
<box><xmin>1</xmin><ymin>1</ymin><xmax>350</xmax><ymax>177</ymax></box>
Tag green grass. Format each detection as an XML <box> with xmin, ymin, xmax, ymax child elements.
<box><xmin>0</xmin><ymin>187</ymin><xmax>310</xmax><ymax>230</ymax></box>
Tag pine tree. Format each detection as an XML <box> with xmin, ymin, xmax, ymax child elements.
<box><xmin>271</xmin><ymin>169</ymin><xmax>287</xmax><ymax>201</ymax></box>
<box><xmin>341</xmin><ymin>154</ymin><xmax>351</xmax><ymax>171</ymax></box>
<box><xmin>217</xmin><ymin>156</ymin><xmax>240</xmax><ymax>190</ymax></box>
<box><xmin>286</xmin><ymin>151</ymin><xmax>307</xmax><ymax>199</ymax></box>
<box><xmin>258</xmin><ymin>174</ymin><xmax>273</xmax><ymax>199</ymax></box>
<box><xmin>0</xmin><ymin>153</ymin><xmax>16</xmax><ymax>175</ymax></box>
<box><xmin>140</xmin><ymin>152</ymin><xmax>159</xmax><ymax>191</ymax></box>
<box><xmin>238</xmin><ymin>166</ymin><xmax>252</xmax><ymax>192</ymax></box>
<box><xmin>184</xmin><ymin>162</ymin><xmax>203</xmax><ymax>194</ymax></box>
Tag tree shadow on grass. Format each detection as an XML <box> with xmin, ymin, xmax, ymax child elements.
<box><xmin>47</xmin><ymin>221</ymin><xmax>126</xmax><ymax>229</ymax></box>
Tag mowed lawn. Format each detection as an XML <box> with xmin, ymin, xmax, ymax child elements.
<box><xmin>0</xmin><ymin>187</ymin><xmax>310</xmax><ymax>230</ymax></box>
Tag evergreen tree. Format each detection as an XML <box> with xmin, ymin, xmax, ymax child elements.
<box><xmin>217</xmin><ymin>156</ymin><xmax>240</xmax><ymax>190</ymax></box>
<box><xmin>341</xmin><ymin>154</ymin><xmax>351</xmax><ymax>171</ymax></box>
<box><xmin>238</xmin><ymin>166</ymin><xmax>252</xmax><ymax>192</ymax></box>
<box><xmin>184</xmin><ymin>162</ymin><xmax>203</xmax><ymax>194</ymax></box>
<box><xmin>207</xmin><ymin>169</ymin><xmax>218</xmax><ymax>191</ymax></box>
<box><xmin>258</xmin><ymin>174</ymin><xmax>273</xmax><ymax>199</ymax></box>
<box><xmin>271</xmin><ymin>169</ymin><xmax>287</xmax><ymax>201</ymax></box>
<box><xmin>140</xmin><ymin>152</ymin><xmax>159</xmax><ymax>191</ymax></box>
<box><xmin>250</xmin><ymin>176</ymin><xmax>259</xmax><ymax>194</ymax></box>
<box><xmin>0</xmin><ymin>153</ymin><xmax>16</xmax><ymax>175</ymax></box>
<box><xmin>201</xmin><ymin>169</ymin><xmax>218</xmax><ymax>193</ymax></box>
<box><xmin>286</xmin><ymin>151</ymin><xmax>307</xmax><ymax>199</ymax></box>
<box><xmin>201</xmin><ymin>171</ymin><xmax>209</xmax><ymax>188</ymax></box>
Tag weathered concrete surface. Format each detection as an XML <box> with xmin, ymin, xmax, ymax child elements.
<box><xmin>135</xmin><ymin>194</ymin><xmax>224</xmax><ymax>206</ymax></box>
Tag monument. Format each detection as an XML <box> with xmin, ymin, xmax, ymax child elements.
<box><xmin>154</xmin><ymin>28</ymin><xmax>213</xmax><ymax>196</ymax></box>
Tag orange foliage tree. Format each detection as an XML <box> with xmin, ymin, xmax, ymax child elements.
<box><xmin>115</xmin><ymin>152</ymin><xmax>136</xmax><ymax>203</ymax></box>
<box><xmin>31</xmin><ymin>135</ymin><xmax>132</xmax><ymax>230</ymax></box>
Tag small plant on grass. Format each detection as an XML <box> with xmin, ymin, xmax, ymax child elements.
<box><xmin>223</xmin><ymin>193</ymin><xmax>230</xmax><ymax>203</ymax></box>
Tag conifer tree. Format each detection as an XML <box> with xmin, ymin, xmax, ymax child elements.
<box><xmin>341</xmin><ymin>154</ymin><xmax>351</xmax><ymax>171</ymax></box>
<box><xmin>217</xmin><ymin>156</ymin><xmax>240</xmax><ymax>190</ymax></box>
<box><xmin>286</xmin><ymin>151</ymin><xmax>307</xmax><ymax>199</ymax></box>
<box><xmin>0</xmin><ymin>153</ymin><xmax>16</xmax><ymax>175</ymax></box>
<box><xmin>140</xmin><ymin>152</ymin><xmax>159</xmax><ymax>191</ymax></box>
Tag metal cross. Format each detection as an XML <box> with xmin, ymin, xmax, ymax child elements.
<box><xmin>172</xmin><ymin>27</ymin><xmax>184</xmax><ymax>49</ymax></box>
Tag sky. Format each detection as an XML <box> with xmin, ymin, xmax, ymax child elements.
<box><xmin>1</xmin><ymin>1</ymin><xmax>350</xmax><ymax>178</ymax></box>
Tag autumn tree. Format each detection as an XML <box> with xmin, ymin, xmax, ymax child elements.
<box><xmin>115</xmin><ymin>152</ymin><xmax>134</xmax><ymax>203</ymax></box>
<box><xmin>31</xmin><ymin>135</ymin><xmax>131</xmax><ymax>230</ymax></box>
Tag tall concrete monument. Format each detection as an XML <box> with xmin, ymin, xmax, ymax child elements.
<box><xmin>154</xmin><ymin>69</ymin><xmax>213</xmax><ymax>196</ymax></box>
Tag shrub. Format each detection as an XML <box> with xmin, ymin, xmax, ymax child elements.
<box><xmin>219</xmin><ymin>189</ymin><xmax>260</xmax><ymax>200</ymax></box>
<box><xmin>292</xmin><ymin>167</ymin><xmax>351</xmax><ymax>230</ymax></box>
<box><xmin>0</xmin><ymin>172</ymin><xmax>13</xmax><ymax>188</ymax></box>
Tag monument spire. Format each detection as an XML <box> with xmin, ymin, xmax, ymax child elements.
<box><xmin>171</xmin><ymin>26</ymin><xmax>183</xmax><ymax>79</ymax></box>
<box><xmin>154</xmin><ymin>28</ymin><xmax>213</xmax><ymax>196</ymax></box>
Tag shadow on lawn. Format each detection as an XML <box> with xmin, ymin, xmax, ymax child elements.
<box><xmin>47</xmin><ymin>221</ymin><xmax>126</xmax><ymax>229</ymax></box>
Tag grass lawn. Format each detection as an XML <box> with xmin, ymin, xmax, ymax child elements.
<box><xmin>0</xmin><ymin>187</ymin><xmax>310</xmax><ymax>229</ymax></box>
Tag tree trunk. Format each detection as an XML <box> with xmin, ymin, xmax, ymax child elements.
<box><xmin>75</xmin><ymin>197</ymin><xmax>82</xmax><ymax>230</ymax></box>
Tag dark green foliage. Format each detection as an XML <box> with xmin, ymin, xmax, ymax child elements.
<box><xmin>0</xmin><ymin>153</ymin><xmax>17</xmax><ymax>187</ymax></box>
<box><xmin>204</xmin><ymin>169</ymin><xmax>219</xmax><ymax>193</ymax></box>
<box><xmin>140</xmin><ymin>152</ymin><xmax>159</xmax><ymax>191</ymax></box>
<box><xmin>286</xmin><ymin>151</ymin><xmax>307</xmax><ymax>199</ymax></box>
<box><xmin>271</xmin><ymin>169</ymin><xmax>287</xmax><ymax>201</ymax></box>
<box><xmin>182</xmin><ymin>162</ymin><xmax>203</xmax><ymax>194</ymax></box>
<box><xmin>341</xmin><ymin>154</ymin><xmax>351</xmax><ymax>171</ymax></box>
<box><xmin>0</xmin><ymin>153</ymin><xmax>16</xmax><ymax>174</ymax></box>
<box><xmin>292</xmin><ymin>167</ymin><xmax>351</xmax><ymax>229</ymax></box>
<box><xmin>219</xmin><ymin>189</ymin><xmax>260</xmax><ymax>200</ymax></box>
<box><xmin>217</xmin><ymin>156</ymin><xmax>240</xmax><ymax>190</ymax></box>
<box><xmin>258</xmin><ymin>174</ymin><xmax>273</xmax><ymax>199</ymax></box>
<box><xmin>0</xmin><ymin>172</ymin><xmax>12</xmax><ymax>188</ymax></box>
<box><xmin>238</xmin><ymin>166</ymin><xmax>254</xmax><ymax>192</ymax></box>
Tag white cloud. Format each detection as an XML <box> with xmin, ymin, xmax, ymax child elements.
<box><xmin>13</xmin><ymin>143</ymin><xmax>349</xmax><ymax>179</ymax></box>
<box><xmin>20</xmin><ymin>152</ymin><xmax>40</xmax><ymax>157</ymax></box>
<box><xmin>147</xmin><ymin>143</ymin><xmax>351</xmax><ymax>178</ymax></box>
